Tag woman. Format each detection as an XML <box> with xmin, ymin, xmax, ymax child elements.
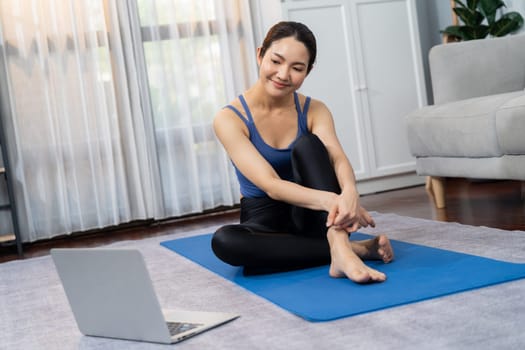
<box><xmin>212</xmin><ymin>21</ymin><xmax>393</xmax><ymax>283</ymax></box>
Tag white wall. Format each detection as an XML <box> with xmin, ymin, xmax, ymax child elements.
<box><xmin>415</xmin><ymin>0</ymin><xmax>453</xmax><ymax>104</ymax></box>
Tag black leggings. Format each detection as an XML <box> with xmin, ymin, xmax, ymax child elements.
<box><xmin>212</xmin><ymin>133</ymin><xmax>341</xmax><ymax>272</ymax></box>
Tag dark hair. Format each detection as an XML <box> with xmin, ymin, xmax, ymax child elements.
<box><xmin>259</xmin><ymin>21</ymin><xmax>317</xmax><ymax>74</ymax></box>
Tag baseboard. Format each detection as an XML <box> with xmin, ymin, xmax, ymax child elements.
<box><xmin>357</xmin><ymin>172</ymin><xmax>426</xmax><ymax>195</ymax></box>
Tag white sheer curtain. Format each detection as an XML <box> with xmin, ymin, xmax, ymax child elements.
<box><xmin>0</xmin><ymin>0</ymin><xmax>256</xmax><ymax>242</ymax></box>
<box><xmin>136</xmin><ymin>0</ymin><xmax>255</xmax><ymax>216</ymax></box>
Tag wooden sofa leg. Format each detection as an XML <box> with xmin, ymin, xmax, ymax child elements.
<box><xmin>426</xmin><ymin>176</ymin><xmax>446</xmax><ymax>209</ymax></box>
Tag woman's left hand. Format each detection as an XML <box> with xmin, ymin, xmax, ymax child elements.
<box><xmin>326</xmin><ymin>191</ymin><xmax>375</xmax><ymax>233</ymax></box>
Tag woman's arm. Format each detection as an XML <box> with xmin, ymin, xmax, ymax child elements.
<box><xmin>213</xmin><ymin>108</ymin><xmax>336</xmax><ymax>212</ymax></box>
<box><xmin>308</xmin><ymin>99</ymin><xmax>375</xmax><ymax>232</ymax></box>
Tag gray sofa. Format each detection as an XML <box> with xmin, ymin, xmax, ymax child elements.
<box><xmin>406</xmin><ymin>34</ymin><xmax>525</xmax><ymax>208</ymax></box>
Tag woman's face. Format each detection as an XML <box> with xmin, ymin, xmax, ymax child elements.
<box><xmin>257</xmin><ymin>36</ymin><xmax>310</xmax><ymax>97</ymax></box>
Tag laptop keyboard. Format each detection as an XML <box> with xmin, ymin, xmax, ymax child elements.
<box><xmin>167</xmin><ymin>322</ymin><xmax>203</xmax><ymax>336</ymax></box>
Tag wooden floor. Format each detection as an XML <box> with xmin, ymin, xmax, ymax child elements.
<box><xmin>1</xmin><ymin>178</ymin><xmax>524</xmax><ymax>263</ymax></box>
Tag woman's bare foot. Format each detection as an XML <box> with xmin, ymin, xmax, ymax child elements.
<box><xmin>351</xmin><ymin>234</ymin><xmax>394</xmax><ymax>263</ymax></box>
<box><xmin>327</xmin><ymin>228</ymin><xmax>387</xmax><ymax>283</ymax></box>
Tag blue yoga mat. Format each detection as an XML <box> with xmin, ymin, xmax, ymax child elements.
<box><xmin>161</xmin><ymin>233</ymin><xmax>525</xmax><ymax>322</ymax></box>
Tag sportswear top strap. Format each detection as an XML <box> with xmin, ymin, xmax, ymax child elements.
<box><xmin>224</xmin><ymin>104</ymin><xmax>248</xmax><ymax>125</ymax></box>
<box><xmin>295</xmin><ymin>93</ymin><xmax>311</xmax><ymax>134</ymax></box>
<box><xmin>225</xmin><ymin>93</ymin><xmax>311</xmax><ymax>131</ymax></box>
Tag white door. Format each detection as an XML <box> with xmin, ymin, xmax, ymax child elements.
<box><xmin>349</xmin><ymin>0</ymin><xmax>427</xmax><ymax>177</ymax></box>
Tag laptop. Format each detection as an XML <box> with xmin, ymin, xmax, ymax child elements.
<box><xmin>51</xmin><ymin>248</ymin><xmax>239</xmax><ymax>344</ymax></box>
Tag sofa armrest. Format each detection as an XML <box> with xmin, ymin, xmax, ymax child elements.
<box><xmin>430</xmin><ymin>34</ymin><xmax>525</xmax><ymax>105</ymax></box>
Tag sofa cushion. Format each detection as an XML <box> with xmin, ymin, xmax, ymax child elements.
<box><xmin>406</xmin><ymin>91</ymin><xmax>525</xmax><ymax>158</ymax></box>
<box><xmin>496</xmin><ymin>93</ymin><xmax>525</xmax><ymax>154</ymax></box>
<box><xmin>415</xmin><ymin>155</ymin><xmax>525</xmax><ymax>180</ymax></box>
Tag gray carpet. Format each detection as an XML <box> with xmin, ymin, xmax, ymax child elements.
<box><xmin>1</xmin><ymin>212</ymin><xmax>524</xmax><ymax>350</ymax></box>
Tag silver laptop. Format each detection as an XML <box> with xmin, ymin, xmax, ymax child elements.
<box><xmin>51</xmin><ymin>248</ymin><xmax>239</xmax><ymax>344</ymax></box>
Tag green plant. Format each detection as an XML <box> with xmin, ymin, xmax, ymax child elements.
<box><xmin>442</xmin><ymin>0</ymin><xmax>524</xmax><ymax>41</ymax></box>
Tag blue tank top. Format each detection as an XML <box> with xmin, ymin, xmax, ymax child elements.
<box><xmin>225</xmin><ymin>92</ymin><xmax>311</xmax><ymax>198</ymax></box>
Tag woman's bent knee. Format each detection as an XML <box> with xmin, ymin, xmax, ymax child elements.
<box><xmin>291</xmin><ymin>133</ymin><xmax>339</xmax><ymax>192</ymax></box>
<box><xmin>211</xmin><ymin>225</ymin><xmax>247</xmax><ymax>266</ymax></box>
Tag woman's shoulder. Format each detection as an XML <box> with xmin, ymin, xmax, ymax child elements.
<box><xmin>213</xmin><ymin>97</ymin><xmax>249</xmax><ymax>136</ymax></box>
<box><xmin>215</xmin><ymin>95</ymin><xmax>245</xmax><ymax>119</ymax></box>
<box><xmin>296</xmin><ymin>94</ymin><xmax>331</xmax><ymax>123</ymax></box>
<box><xmin>296</xmin><ymin>92</ymin><xmax>329</xmax><ymax>112</ymax></box>
<box><xmin>297</xmin><ymin>94</ymin><xmax>333</xmax><ymax>131</ymax></box>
